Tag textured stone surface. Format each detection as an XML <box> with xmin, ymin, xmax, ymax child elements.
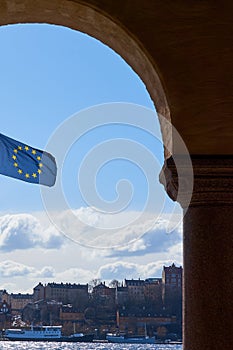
<box><xmin>184</xmin><ymin>206</ymin><xmax>233</xmax><ymax>350</ymax></box>
<box><xmin>161</xmin><ymin>155</ymin><xmax>233</xmax><ymax>349</ymax></box>
<box><xmin>160</xmin><ymin>155</ymin><xmax>233</xmax><ymax>207</ymax></box>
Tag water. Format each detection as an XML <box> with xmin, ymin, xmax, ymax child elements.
<box><xmin>0</xmin><ymin>342</ymin><xmax>182</xmax><ymax>350</ymax></box>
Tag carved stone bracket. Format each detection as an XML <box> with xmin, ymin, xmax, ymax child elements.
<box><xmin>160</xmin><ymin>155</ymin><xmax>233</xmax><ymax>207</ymax></box>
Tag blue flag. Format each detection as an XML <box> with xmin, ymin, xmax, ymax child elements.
<box><xmin>0</xmin><ymin>133</ymin><xmax>57</xmax><ymax>187</ymax></box>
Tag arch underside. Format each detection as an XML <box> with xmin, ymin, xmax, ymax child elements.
<box><xmin>0</xmin><ymin>0</ymin><xmax>232</xmax><ymax>156</ymax></box>
<box><xmin>0</xmin><ymin>0</ymin><xmax>172</xmax><ymax>158</ymax></box>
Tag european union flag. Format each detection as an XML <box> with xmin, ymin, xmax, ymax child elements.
<box><xmin>0</xmin><ymin>133</ymin><xmax>57</xmax><ymax>187</ymax></box>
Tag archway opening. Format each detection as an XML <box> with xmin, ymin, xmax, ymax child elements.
<box><xmin>0</xmin><ymin>22</ymin><xmax>182</xmax><ymax>340</ymax></box>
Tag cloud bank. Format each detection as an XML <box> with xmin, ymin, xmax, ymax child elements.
<box><xmin>97</xmin><ymin>260</ymin><xmax>182</xmax><ymax>281</ymax></box>
<box><xmin>39</xmin><ymin>206</ymin><xmax>182</xmax><ymax>252</ymax></box>
<box><xmin>0</xmin><ymin>208</ymin><xmax>182</xmax><ymax>293</ymax></box>
<box><xmin>0</xmin><ymin>208</ymin><xmax>182</xmax><ymax>257</ymax></box>
<box><xmin>0</xmin><ymin>260</ymin><xmax>55</xmax><ymax>279</ymax></box>
<box><xmin>0</xmin><ymin>259</ymin><xmax>182</xmax><ymax>286</ymax></box>
<box><xmin>0</xmin><ymin>213</ymin><xmax>64</xmax><ymax>251</ymax></box>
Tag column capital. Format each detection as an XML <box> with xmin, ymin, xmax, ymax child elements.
<box><xmin>160</xmin><ymin>155</ymin><xmax>233</xmax><ymax>207</ymax></box>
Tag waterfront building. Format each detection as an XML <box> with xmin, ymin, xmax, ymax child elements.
<box><xmin>22</xmin><ymin>299</ymin><xmax>62</xmax><ymax>325</ymax></box>
<box><xmin>91</xmin><ymin>282</ymin><xmax>116</xmax><ymax>327</ymax></box>
<box><xmin>144</xmin><ymin>278</ymin><xmax>162</xmax><ymax>306</ymax></box>
<box><xmin>1</xmin><ymin>291</ymin><xmax>33</xmax><ymax>315</ymax></box>
<box><xmin>162</xmin><ymin>264</ymin><xmax>182</xmax><ymax>302</ymax></box>
<box><xmin>92</xmin><ymin>282</ymin><xmax>115</xmax><ymax>301</ymax></box>
<box><xmin>59</xmin><ymin>304</ymin><xmax>85</xmax><ymax>323</ymax></box>
<box><xmin>162</xmin><ymin>264</ymin><xmax>182</xmax><ymax>290</ymax></box>
<box><xmin>10</xmin><ymin>293</ymin><xmax>33</xmax><ymax>315</ymax></box>
<box><xmin>115</xmin><ymin>285</ymin><xmax>128</xmax><ymax>306</ymax></box>
<box><xmin>33</xmin><ymin>282</ymin><xmax>89</xmax><ymax>309</ymax></box>
<box><xmin>0</xmin><ymin>290</ymin><xmax>5</xmax><ymax>302</ymax></box>
<box><xmin>124</xmin><ymin>279</ymin><xmax>145</xmax><ymax>303</ymax></box>
<box><xmin>117</xmin><ymin>304</ymin><xmax>176</xmax><ymax>335</ymax></box>
<box><xmin>162</xmin><ymin>264</ymin><xmax>182</xmax><ymax>322</ymax></box>
<box><xmin>0</xmin><ymin>300</ymin><xmax>11</xmax><ymax>330</ymax></box>
<box><xmin>33</xmin><ymin>282</ymin><xmax>45</xmax><ymax>302</ymax></box>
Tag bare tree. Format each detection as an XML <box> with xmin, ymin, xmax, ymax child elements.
<box><xmin>88</xmin><ymin>279</ymin><xmax>102</xmax><ymax>293</ymax></box>
<box><xmin>109</xmin><ymin>279</ymin><xmax>121</xmax><ymax>288</ymax></box>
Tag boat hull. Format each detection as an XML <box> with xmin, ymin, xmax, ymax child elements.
<box><xmin>60</xmin><ymin>334</ymin><xmax>94</xmax><ymax>343</ymax></box>
<box><xmin>3</xmin><ymin>326</ymin><xmax>94</xmax><ymax>342</ymax></box>
<box><xmin>3</xmin><ymin>334</ymin><xmax>94</xmax><ymax>342</ymax></box>
<box><xmin>106</xmin><ymin>335</ymin><xmax>156</xmax><ymax>344</ymax></box>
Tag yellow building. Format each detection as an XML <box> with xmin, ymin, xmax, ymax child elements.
<box><xmin>45</xmin><ymin>283</ymin><xmax>88</xmax><ymax>308</ymax></box>
<box><xmin>4</xmin><ymin>293</ymin><xmax>33</xmax><ymax>315</ymax></box>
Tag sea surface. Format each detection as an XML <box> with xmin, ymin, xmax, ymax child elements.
<box><xmin>0</xmin><ymin>342</ymin><xmax>182</xmax><ymax>350</ymax></box>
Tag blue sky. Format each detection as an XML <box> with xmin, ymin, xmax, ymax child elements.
<box><xmin>0</xmin><ymin>24</ymin><xmax>182</xmax><ymax>293</ymax></box>
<box><xmin>0</xmin><ymin>24</ymin><xmax>163</xmax><ymax>211</ymax></box>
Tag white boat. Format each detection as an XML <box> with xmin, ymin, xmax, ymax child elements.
<box><xmin>4</xmin><ymin>325</ymin><xmax>94</xmax><ymax>342</ymax></box>
<box><xmin>4</xmin><ymin>325</ymin><xmax>62</xmax><ymax>341</ymax></box>
<box><xmin>106</xmin><ymin>333</ymin><xmax>156</xmax><ymax>344</ymax></box>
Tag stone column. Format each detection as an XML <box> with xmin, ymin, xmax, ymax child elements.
<box><xmin>160</xmin><ymin>155</ymin><xmax>233</xmax><ymax>350</ymax></box>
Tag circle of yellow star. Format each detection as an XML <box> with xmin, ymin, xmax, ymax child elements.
<box><xmin>12</xmin><ymin>145</ymin><xmax>43</xmax><ymax>180</ymax></box>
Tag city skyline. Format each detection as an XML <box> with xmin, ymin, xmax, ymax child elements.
<box><xmin>0</xmin><ymin>263</ymin><xmax>183</xmax><ymax>341</ymax></box>
<box><xmin>1</xmin><ymin>261</ymin><xmax>183</xmax><ymax>295</ymax></box>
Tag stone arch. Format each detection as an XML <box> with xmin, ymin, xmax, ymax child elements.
<box><xmin>0</xmin><ymin>0</ymin><xmax>171</xmax><ymax>158</ymax></box>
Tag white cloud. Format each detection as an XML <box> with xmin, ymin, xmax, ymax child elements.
<box><xmin>35</xmin><ymin>266</ymin><xmax>55</xmax><ymax>278</ymax></box>
<box><xmin>0</xmin><ymin>213</ymin><xmax>65</xmax><ymax>251</ymax></box>
<box><xmin>97</xmin><ymin>261</ymin><xmax>139</xmax><ymax>280</ymax></box>
<box><xmin>0</xmin><ymin>208</ymin><xmax>182</xmax><ymax>255</ymax></box>
<box><xmin>0</xmin><ymin>260</ymin><xmax>55</xmax><ymax>279</ymax></box>
<box><xmin>0</xmin><ymin>260</ymin><xmax>34</xmax><ymax>277</ymax></box>
<box><xmin>55</xmin><ymin>268</ymin><xmax>94</xmax><ymax>284</ymax></box>
<box><xmin>0</xmin><ymin>282</ymin><xmax>18</xmax><ymax>292</ymax></box>
<box><xmin>97</xmin><ymin>260</ymin><xmax>182</xmax><ymax>282</ymax></box>
<box><xmin>106</xmin><ymin>217</ymin><xmax>182</xmax><ymax>257</ymax></box>
<box><xmin>0</xmin><ymin>260</ymin><xmax>94</xmax><ymax>292</ymax></box>
<box><xmin>38</xmin><ymin>207</ymin><xmax>182</xmax><ymax>252</ymax></box>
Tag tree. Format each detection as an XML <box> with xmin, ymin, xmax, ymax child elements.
<box><xmin>109</xmin><ymin>279</ymin><xmax>121</xmax><ymax>288</ymax></box>
<box><xmin>88</xmin><ymin>279</ymin><xmax>102</xmax><ymax>293</ymax></box>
